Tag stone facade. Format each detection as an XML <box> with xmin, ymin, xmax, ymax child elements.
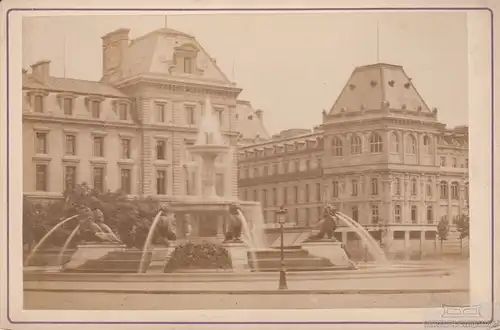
<box><xmin>238</xmin><ymin>63</ymin><xmax>469</xmax><ymax>252</ymax></box>
<box><xmin>23</xmin><ymin>27</ymin><xmax>265</xmax><ymax>203</ymax></box>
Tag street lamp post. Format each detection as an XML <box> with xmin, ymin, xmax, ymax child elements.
<box><xmin>276</xmin><ymin>206</ymin><xmax>288</xmax><ymax>290</ymax></box>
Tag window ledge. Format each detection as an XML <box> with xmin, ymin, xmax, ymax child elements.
<box><xmin>62</xmin><ymin>156</ymin><xmax>80</xmax><ymax>163</ymax></box>
<box><xmin>90</xmin><ymin>158</ymin><xmax>108</xmax><ymax>165</ymax></box>
<box><xmin>32</xmin><ymin>154</ymin><xmax>51</xmax><ymax>162</ymax></box>
<box><xmin>154</xmin><ymin>160</ymin><xmax>171</xmax><ymax>165</ymax></box>
<box><xmin>117</xmin><ymin>159</ymin><xmax>134</xmax><ymax>166</ymax></box>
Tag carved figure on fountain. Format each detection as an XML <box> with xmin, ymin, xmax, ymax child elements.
<box><xmin>305</xmin><ymin>204</ymin><xmax>339</xmax><ymax>242</ymax></box>
<box><xmin>76</xmin><ymin>206</ymin><xmax>123</xmax><ymax>244</ymax></box>
<box><xmin>223</xmin><ymin>204</ymin><xmax>243</xmax><ymax>243</ymax></box>
<box><xmin>153</xmin><ymin>213</ymin><xmax>177</xmax><ymax>247</ymax></box>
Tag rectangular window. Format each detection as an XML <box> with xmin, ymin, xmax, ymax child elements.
<box><xmin>120</xmin><ymin>168</ymin><xmax>132</xmax><ymax>194</ymax></box>
<box><xmin>156</xmin><ymin>140</ymin><xmax>166</xmax><ymax>160</ymax></box>
<box><xmin>215</xmin><ymin>108</ymin><xmax>224</xmax><ymax>126</ymax></box>
<box><xmin>262</xmin><ymin>189</ymin><xmax>268</xmax><ymax>208</ymax></box>
<box><xmin>93</xmin><ymin>136</ymin><xmax>104</xmax><ymax>157</ymax></box>
<box><xmin>283</xmin><ymin>187</ymin><xmax>288</xmax><ymax>205</ymax></box>
<box><xmin>118</xmin><ymin>104</ymin><xmax>128</xmax><ymax>120</ymax></box>
<box><xmin>253</xmin><ymin>189</ymin><xmax>258</xmax><ymax>201</ymax></box>
<box><xmin>65</xmin><ymin>135</ymin><xmax>76</xmax><ymax>156</ymax></box>
<box><xmin>352</xmin><ymin>180</ymin><xmax>358</xmax><ymax>196</ymax></box>
<box><xmin>121</xmin><ymin>139</ymin><xmax>131</xmax><ymax>159</ymax></box>
<box><xmin>394</xmin><ymin>205</ymin><xmax>401</xmax><ymax>223</ymax></box>
<box><xmin>91</xmin><ymin>101</ymin><xmax>101</xmax><ymax>119</ymax></box>
<box><xmin>295</xmin><ymin>160</ymin><xmax>300</xmax><ymax>172</ymax></box>
<box><xmin>93</xmin><ymin>167</ymin><xmax>105</xmax><ymax>192</ymax></box>
<box><xmin>35</xmin><ymin>164</ymin><xmax>48</xmax><ymax>191</ymax></box>
<box><xmin>63</xmin><ymin>98</ymin><xmax>73</xmax><ymax>116</ymax></box>
<box><xmin>332</xmin><ymin>180</ymin><xmax>339</xmax><ymax>197</ymax></box>
<box><xmin>184</xmin><ymin>57</ymin><xmax>193</xmax><ymax>74</ymax></box>
<box><xmin>263</xmin><ymin>166</ymin><xmax>269</xmax><ymax>176</ymax></box>
<box><xmin>465</xmin><ymin>158</ymin><xmax>469</xmax><ymax>168</ymax></box>
<box><xmin>316</xmin><ymin>183</ymin><xmax>321</xmax><ymax>201</ymax></box>
<box><xmin>64</xmin><ymin>165</ymin><xmax>77</xmax><ymax>192</ymax></box>
<box><xmin>394</xmin><ymin>178</ymin><xmax>401</xmax><ymax>195</ymax></box>
<box><xmin>452</xmin><ymin>157</ymin><xmax>457</xmax><ymax>168</ymax></box>
<box><xmin>305</xmin><ymin>184</ymin><xmax>310</xmax><ymax>202</ymax></box>
<box><xmin>440</xmin><ymin>156</ymin><xmax>446</xmax><ymax>167</ymax></box>
<box><xmin>426</xmin><ymin>183</ymin><xmax>432</xmax><ymax>197</ymax></box>
<box><xmin>185</xmin><ymin>105</ymin><xmax>196</xmax><ymax>125</ymax></box>
<box><xmin>156</xmin><ymin>170</ymin><xmax>166</xmax><ymax>195</ymax></box>
<box><xmin>272</xmin><ymin>164</ymin><xmax>278</xmax><ymax>175</ymax></box>
<box><xmin>272</xmin><ymin>188</ymin><xmax>277</xmax><ymax>205</ymax></box>
<box><xmin>294</xmin><ymin>186</ymin><xmax>299</xmax><ymax>203</ymax></box>
<box><xmin>34</xmin><ymin>95</ymin><xmax>44</xmax><ymax>113</ymax></box>
<box><xmin>215</xmin><ymin>173</ymin><xmax>224</xmax><ymax>197</ymax></box>
<box><xmin>371</xmin><ymin>178</ymin><xmax>378</xmax><ymax>195</ymax></box>
<box><xmin>283</xmin><ymin>161</ymin><xmax>289</xmax><ymax>173</ymax></box>
<box><xmin>411</xmin><ymin>205</ymin><xmax>418</xmax><ymax>224</ymax></box>
<box><xmin>427</xmin><ymin>206</ymin><xmax>433</xmax><ymax>224</ymax></box>
<box><xmin>371</xmin><ymin>205</ymin><xmax>379</xmax><ymax>224</ymax></box>
<box><xmin>35</xmin><ymin>132</ymin><xmax>47</xmax><ymax>154</ymax></box>
<box><xmin>155</xmin><ymin>103</ymin><xmax>165</xmax><ymax>122</ymax></box>
<box><xmin>352</xmin><ymin>206</ymin><xmax>359</xmax><ymax>222</ymax></box>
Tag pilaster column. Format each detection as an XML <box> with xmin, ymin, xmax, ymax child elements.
<box><xmin>420</xmin><ymin>231</ymin><xmax>425</xmax><ymax>257</ymax></box>
<box><xmin>419</xmin><ymin>175</ymin><xmax>426</xmax><ymax>224</ymax></box>
<box><xmin>403</xmin><ymin>173</ymin><xmax>410</xmax><ymax>224</ymax></box>
<box><xmin>447</xmin><ymin>181</ymin><xmax>453</xmax><ymax>224</ymax></box>
<box><xmin>404</xmin><ymin>231</ymin><xmax>410</xmax><ymax>259</ymax></box>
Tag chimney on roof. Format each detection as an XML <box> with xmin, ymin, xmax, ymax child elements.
<box><xmin>101</xmin><ymin>28</ymin><xmax>130</xmax><ymax>83</ymax></box>
<box><xmin>30</xmin><ymin>60</ymin><xmax>51</xmax><ymax>83</ymax></box>
<box><xmin>255</xmin><ymin>109</ymin><xmax>263</xmax><ymax>121</ymax></box>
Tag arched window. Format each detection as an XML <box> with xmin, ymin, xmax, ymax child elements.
<box><xmin>370</xmin><ymin>133</ymin><xmax>383</xmax><ymax>153</ymax></box>
<box><xmin>406</xmin><ymin>134</ymin><xmax>417</xmax><ymax>154</ymax></box>
<box><xmin>451</xmin><ymin>182</ymin><xmax>459</xmax><ymax>200</ymax></box>
<box><xmin>390</xmin><ymin>132</ymin><xmax>399</xmax><ymax>153</ymax></box>
<box><xmin>423</xmin><ymin>136</ymin><xmax>432</xmax><ymax>154</ymax></box>
<box><xmin>427</xmin><ymin>206</ymin><xmax>433</xmax><ymax>224</ymax></box>
<box><xmin>350</xmin><ymin>135</ymin><xmax>362</xmax><ymax>155</ymax></box>
<box><xmin>331</xmin><ymin>137</ymin><xmax>343</xmax><ymax>156</ymax></box>
<box><xmin>411</xmin><ymin>178</ymin><xmax>417</xmax><ymax>196</ymax></box>
<box><xmin>394</xmin><ymin>204</ymin><xmax>402</xmax><ymax>223</ymax></box>
<box><xmin>440</xmin><ymin>181</ymin><xmax>448</xmax><ymax>199</ymax></box>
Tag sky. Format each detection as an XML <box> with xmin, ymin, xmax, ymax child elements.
<box><xmin>23</xmin><ymin>11</ymin><xmax>469</xmax><ymax>135</ymax></box>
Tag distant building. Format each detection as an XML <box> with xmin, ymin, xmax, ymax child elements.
<box><xmin>238</xmin><ymin>63</ymin><xmax>468</xmax><ymax>251</ymax></box>
<box><xmin>22</xmin><ymin>27</ymin><xmax>267</xmax><ymax>203</ymax></box>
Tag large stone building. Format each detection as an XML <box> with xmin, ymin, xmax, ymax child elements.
<box><xmin>238</xmin><ymin>63</ymin><xmax>469</xmax><ymax>252</ymax></box>
<box><xmin>22</xmin><ymin>27</ymin><xmax>267</xmax><ymax>203</ymax></box>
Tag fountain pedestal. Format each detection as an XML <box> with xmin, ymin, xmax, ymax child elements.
<box><xmin>222</xmin><ymin>242</ymin><xmax>250</xmax><ymax>273</ymax></box>
<box><xmin>63</xmin><ymin>244</ymin><xmax>126</xmax><ymax>271</ymax></box>
<box><xmin>301</xmin><ymin>241</ymin><xmax>356</xmax><ymax>269</ymax></box>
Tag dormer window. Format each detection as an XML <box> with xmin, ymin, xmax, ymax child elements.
<box><xmin>184</xmin><ymin>57</ymin><xmax>194</xmax><ymax>74</ymax></box>
<box><xmin>85</xmin><ymin>96</ymin><xmax>104</xmax><ymax>119</ymax></box>
<box><xmin>34</xmin><ymin>95</ymin><xmax>44</xmax><ymax>113</ymax></box>
<box><xmin>63</xmin><ymin>98</ymin><xmax>73</xmax><ymax>115</ymax></box>
<box><xmin>118</xmin><ymin>104</ymin><xmax>128</xmax><ymax>120</ymax></box>
<box><xmin>90</xmin><ymin>100</ymin><xmax>101</xmax><ymax>118</ymax></box>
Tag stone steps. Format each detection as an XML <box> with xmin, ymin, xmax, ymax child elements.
<box><xmin>63</xmin><ymin>250</ymin><xmax>152</xmax><ymax>274</ymax></box>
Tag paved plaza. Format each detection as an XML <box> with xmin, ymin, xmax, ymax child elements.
<box><xmin>24</xmin><ymin>260</ymin><xmax>469</xmax><ymax>310</ymax></box>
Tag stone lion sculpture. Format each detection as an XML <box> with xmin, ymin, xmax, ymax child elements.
<box><xmin>305</xmin><ymin>204</ymin><xmax>339</xmax><ymax>242</ymax></box>
<box><xmin>223</xmin><ymin>204</ymin><xmax>243</xmax><ymax>243</ymax></box>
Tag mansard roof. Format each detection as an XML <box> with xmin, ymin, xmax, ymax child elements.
<box><xmin>116</xmin><ymin>28</ymin><xmax>233</xmax><ymax>86</ymax></box>
<box><xmin>235</xmin><ymin>100</ymin><xmax>270</xmax><ymax>144</ymax></box>
<box><xmin>327</xmin><ymin>63</ymin><xmax>431</xmax><ymax>115</ymax></box>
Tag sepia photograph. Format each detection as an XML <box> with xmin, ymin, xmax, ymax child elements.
<box><xmin>0</xmin><ymin>1</ymin><xmax>496</xmax><ymax>328</ymax></box>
